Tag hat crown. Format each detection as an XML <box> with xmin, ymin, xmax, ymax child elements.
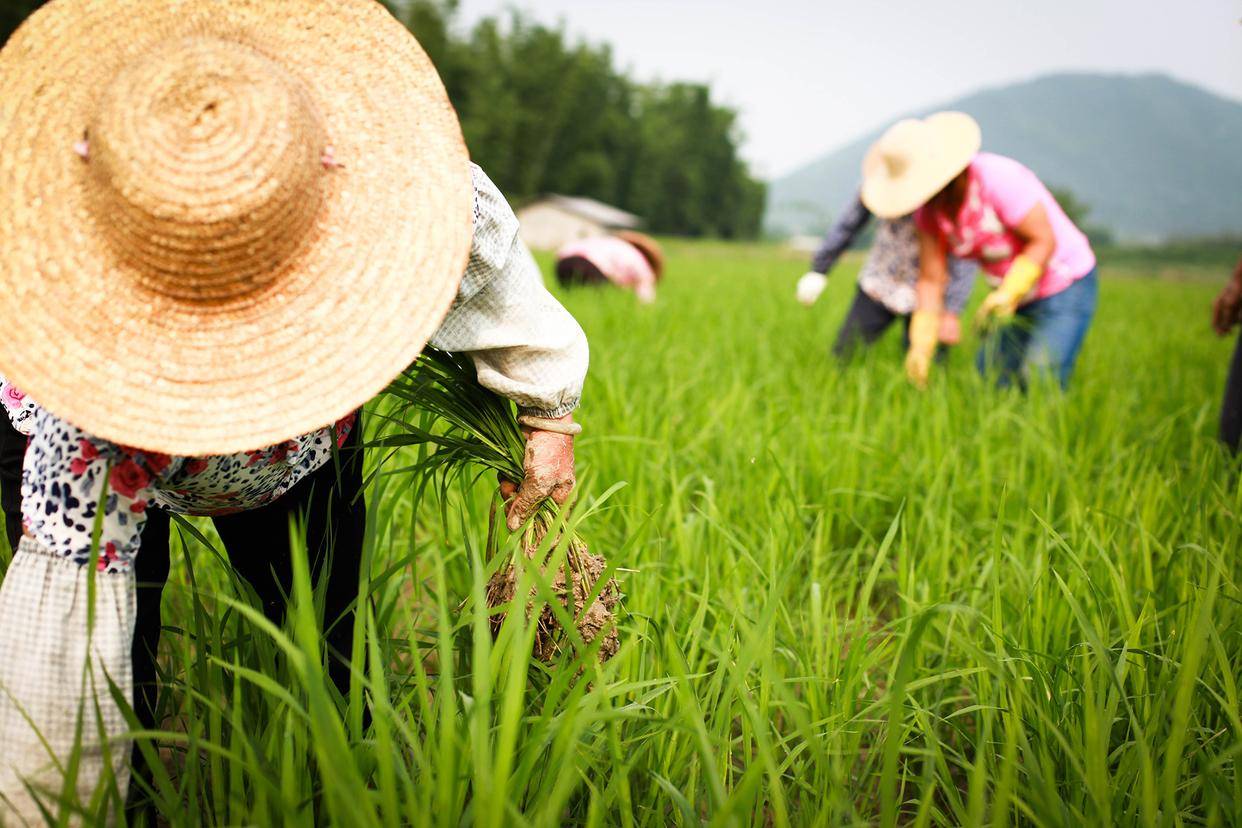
<box><xmin>874</xmin><ymin>119</ymin><xmax>929</xmax><ymax>179</ymax></box>
<box><xmin>85</xmin><ymin>37</ymin><xmax>328</xmax><ymax>304</ymax></box>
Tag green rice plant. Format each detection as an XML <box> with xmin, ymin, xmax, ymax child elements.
<box><xmin>369</xmin><ymin>348</ymin><xmax>621</xmax><ymax>663</ymax></box>
<box><xmin>1</xmin><ymin>241</ymin><xmax>1238</xmax><ymax>826</ymax></box>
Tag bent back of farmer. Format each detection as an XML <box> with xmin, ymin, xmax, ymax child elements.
<box><xmin>0</xmin><ymin>2</ymin><xmax>588</xmax><ymax>823</ymax></box>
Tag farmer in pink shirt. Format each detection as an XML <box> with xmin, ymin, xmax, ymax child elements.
<box><xmin>861</xmin><ymin>112</ymin><xmax>1098</xmax><ymax>389</ymax></box>
<box><xmin>556</xmin><ymin>231</ymin><xmax>665</xmax><ymax>303</ymax></box>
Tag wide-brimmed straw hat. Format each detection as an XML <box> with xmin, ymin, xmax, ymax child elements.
<box><xmin>860</xmin><ymin>111</ymin><xmax>981</xmax><ymax>219</ymax></box>
<box><xmin>0</xmin><ymin>0</ymin><xmax>472</xmax><ymax>455</ymax></box>
<box><xmin>615</xmin><ymin>231</ymin><xmax>665</xmax><ymax>281</ymax></box>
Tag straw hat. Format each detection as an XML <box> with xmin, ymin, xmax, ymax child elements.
<box><xmin>0</xmin><ymin>0</ymin><xmax>472</xmax><ymax>455</ymax></box>
<box><xmin>615</xmin><ymin>231</ymin><xmax>665</xmax><ymax>281</ymax></box>
<box><xmin>860</xmin><ymin>112</ymin><xmax>981</xmax><ymax>219</ymax></box>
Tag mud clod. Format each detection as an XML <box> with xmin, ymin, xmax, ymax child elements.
<box><xmin>485</xmin><ymin>537</ymin><xmax>620</xmax><ymax>663</ymax></box>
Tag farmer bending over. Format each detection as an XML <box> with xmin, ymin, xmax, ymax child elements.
<box><xmin>795</xmin><ymin>191</ymin><xmax>976</xmax><ymax>360</ymax></box>
<box><xmin>861</xmin><ymin>112</ymin><xmax>1098</xmax><ymax>389</ymax></box>
<box><xmin>0</xmin><ymin>1</ymin><xmax>586</xmax><ymax>822</ymax></box>
<box><xmin>555</xmin><ymin>231</ymin><xmax>665</xmax><ymax>303</ymax></box>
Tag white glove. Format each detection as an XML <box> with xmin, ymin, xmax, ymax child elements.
<box><xmin>796</xmin><ymin>271</ymin><xmax>828</xmax><ymax>306</ymax></box>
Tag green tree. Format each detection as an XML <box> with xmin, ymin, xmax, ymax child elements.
<box><xmin>1049</xmin><ymin>186</ymin><xmax>1115</xmax><ymax>245</ymax></box>
<box><xmin>1048</xmin><ymin>186</ymin><xmax>1091</xmax><ymax>229</ymax></box>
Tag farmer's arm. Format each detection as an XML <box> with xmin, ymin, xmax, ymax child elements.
<box><xmin>797</xmin><ymin>194</ymin><xmax>872</xmax><ymax>306</ymax></box>
<box><xmin>0</xmin><ymin>416</ymin><xmax>160</xmax><ymax>820</ymax></box>
<box><xmin>915</xmin><ymin>227</ymin><xmax>950</xmax><ymax>312</ymax></box>
<box><xmin>429</xmin><ymin>165</ymin><xmax>588</xmax><ymax>529</ymax></box>
<box><xmin>937</xmin><ymin>257</ymin><xmax>977</xmax><ymax>346</ymax></box>
<box><xmin>972</xmin><ymin>203</ymin><xmax>1056</xmax><ymax>326</ymax></box>
<box><xmin>1009</xmin><ymin>203</ymin><xmax>1056</xmax><ymax>269</ymax></box>
<box><xmin>810</xmin><ymin>194</ymin><xmax>872</xmax><ymax>275</ymax></box>
<box><xmin>905</xmin><ymin>228</ymin><xmax>950</xmax><ymax>386</ymax></box>
<box><xmin>1211</xmin><ymin>255</ymin><xmax>1242</xmax><ymax>337</ymax></box>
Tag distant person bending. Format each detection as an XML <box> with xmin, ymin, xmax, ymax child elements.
<box><xmin>556</xmin><ymin>231</ymin><xmax>664</xmax><ymax>303</ymax></box>
<box><xmin>1212</xmin><ymin>255</ymin><xmax>1242</xmax><ymax>453</ymax></box>
<box><xmin>860</xmin><ymin>112</ymin><xmax>1098</xmax><ymax>389</ymax></box>
<box><xmin>795</xmin><ymin>193</ymin><xmax>976</xmax><ymax>359</ymax></box>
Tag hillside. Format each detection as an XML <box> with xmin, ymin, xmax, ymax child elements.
<box><xmin>765</xmin><ymin>73</ymin><xmax>1242</xmax><ymax>242</ymax></box>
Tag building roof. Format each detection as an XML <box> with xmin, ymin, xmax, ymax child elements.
<box><xmin>523</xmin><ymin>194</ymin><xmax>643</xmax><ymax>229</ymax></box>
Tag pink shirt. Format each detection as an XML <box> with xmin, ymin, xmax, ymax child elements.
<box><xmin>916</xmin><ymin>153</ymin><xmax>1095</xmax><ymax>301</ymax></box>
<box><xmin>557</xmin><ymin>236</ymin><xmax>657</xmax><ymax>303</ymax></box>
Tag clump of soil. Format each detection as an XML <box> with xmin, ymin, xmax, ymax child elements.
<box><xmin>485</xmin><ymin>533</ymin><xmax>620</xmax><ymax>663</ymax></box>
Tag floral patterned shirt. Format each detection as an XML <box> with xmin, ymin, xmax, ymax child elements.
<box><xmin>0</xmin><ymin>164</ymin><xmax>588</xmax><ymax>572</ymax></box>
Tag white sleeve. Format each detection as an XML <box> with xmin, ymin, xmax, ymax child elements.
<box><xmin>428</xmin><ymin>166</ymin><xmax>588</xmax><ymax>417</ymax></box>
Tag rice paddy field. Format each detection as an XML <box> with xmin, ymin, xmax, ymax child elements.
<box><xmin>7</xmin><ymin>241</ymin><xmax>1241</xmax><ymax>826</ymax></box>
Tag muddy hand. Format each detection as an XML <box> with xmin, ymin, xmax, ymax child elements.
<box><xmin>501</xmin><ymin>416</ymin><xmax>577</xmax><ymax>531</ymax></box>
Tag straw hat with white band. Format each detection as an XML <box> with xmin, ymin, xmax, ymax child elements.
<box><xmin>0</xmin><ymin>0</ymin><xmax>473</xmax><ymax>456</ymax></box>
<box><xmin>860</xmin><ymin>111</ymin><xmax>981</xmax><ymax>219</ymax></box>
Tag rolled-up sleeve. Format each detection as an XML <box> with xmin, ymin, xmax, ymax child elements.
<box><xmin>429</xmin><ymin>166</ymin><xmax>588</xmax><ymax>418</ymax></box>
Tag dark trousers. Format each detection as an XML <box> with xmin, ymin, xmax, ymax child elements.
<box><xmin>0</xmin><ymin>413</ymin><xmax>367</xmax><ymax>803</ymax></box>
<box><xmin>0</xmin><ymin>414</ymin><xmax>23</xmax><ymax>553</ymax></box>
<box><xmin>1223</xmin><ymin>331</ymin><xmax>1242</xmax><ymax>453</ymax></box>
<box><xmin>555</xmin><ymin>255</ymin><xmax>607</xmax><ymax>287</ymax></box>
<box><xmin>833</xmin><ymin>287</ymin><xmax>938</xmax><ymax>361</ymax></box>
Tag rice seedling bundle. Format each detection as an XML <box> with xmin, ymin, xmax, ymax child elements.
<box><xmin>373</xmin><ymin>347</ymin><xmax>619</xmax><ymax>663</ymax></box>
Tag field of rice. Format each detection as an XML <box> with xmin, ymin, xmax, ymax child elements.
<box><xmin>10</xmin><ymin>240</ymin><xmax>1239</xmax><ymax>826</ymax></box>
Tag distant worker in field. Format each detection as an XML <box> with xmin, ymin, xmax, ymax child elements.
<box><xmin>795</xmin><ymin>192</ymin><xmax>976</xmax><ymax>359</ymax></box>
<box><xmin>555</xmin><ymin>231</ymin><xmax>665</xmax><ymax>303</ymax></box>
<box><xmin>1211</xmin><ymin>255</ymin><xmax>1242</xmax><ymax>453</ymax></box>
<box><xmin>861</xmin><ymin>112</ymin><xmax>1098</xmax><ymax>389</ymax></box>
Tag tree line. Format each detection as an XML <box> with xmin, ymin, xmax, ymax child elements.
<box><xmin>1</xmin><ymin>0</ymin><xmax>766</xmax><ymax>239</ymax></box>
<box><xmin>386</xmin><ymin>0</ymin><xmax>765</xmax><ymax>238</ymax></box>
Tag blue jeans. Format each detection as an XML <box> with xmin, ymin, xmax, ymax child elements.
<box><xmin>976</xmin><ymin>268</ymin><xmax>1098</xmax><ymax>389</ymax></box>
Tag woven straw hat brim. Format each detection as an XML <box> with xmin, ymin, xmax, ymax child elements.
<box><xmin>0</xmin><ymin>0</ymin><xmax>472</xmax><ymax>456</ymax></box>
<box><xmin>615</xmin><ymin>231</ymin><xmax>665</xmax><ymax>280</ymax></box>
<box><xmin>860</xmin><ymin>112</ymin><xmax>981</xmax><ymax>219</ymax></box>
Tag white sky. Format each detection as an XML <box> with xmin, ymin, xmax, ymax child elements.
<box><xmin>454</xmin><ymin>0</ymin><xmax>1242</xmax><ymax>179</ymax></box>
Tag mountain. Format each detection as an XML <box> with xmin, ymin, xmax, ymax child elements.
<box><xmin>765</xmin><ymin>73</ymin><xmax>1242</xmax><ymax>242</ymax></box>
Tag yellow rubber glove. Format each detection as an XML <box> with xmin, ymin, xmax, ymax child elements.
<box><xmin>904</xmin><ymin>309</ymin><xmax>940</xmax><ymax>389</ymax></box>
<box><xmin>975</xmin><ymin>254</ymin><xmax>1044</xmax><ymax>328</ymax></box>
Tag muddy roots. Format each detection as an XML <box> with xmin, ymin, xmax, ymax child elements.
<box><xmin>486</xmin><ymin>535</ymin><xmax>620</xmax><ymax>663</ymax></box>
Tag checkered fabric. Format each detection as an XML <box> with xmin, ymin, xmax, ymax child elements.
<box><xmin>431</xmin><ymin>166</ymin><xmax>588</xmax><ymax>418</ymax></box>
<box><xmin>0</xmin><ymin>538</ymin><xmax>134</xmax><ymax>826</ymax></box>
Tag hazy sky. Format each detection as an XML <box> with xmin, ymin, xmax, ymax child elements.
<box><xmin>454</xmin><ymin>0</ymin><xmax>1242</xmax><ymax>179</ymax></box>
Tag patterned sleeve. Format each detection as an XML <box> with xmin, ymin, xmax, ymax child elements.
<box><xmin>0</xmin><ymin>375</ymin><xmax>41</xmax><ymax>436</ymax></box>
<box><xmin>943</xmin><ymin>256</ymin><xmax>978</xmax><ymax>316</ymax></box>
<box><xmin>810</xmin><ymin>193</ymin><xmax>872</xmax><ymax>275</ymax></box>
<box><xmin>428</xmin><ymin>165</ymin><xmax>589</xmax><ymax>418</ymax></box>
